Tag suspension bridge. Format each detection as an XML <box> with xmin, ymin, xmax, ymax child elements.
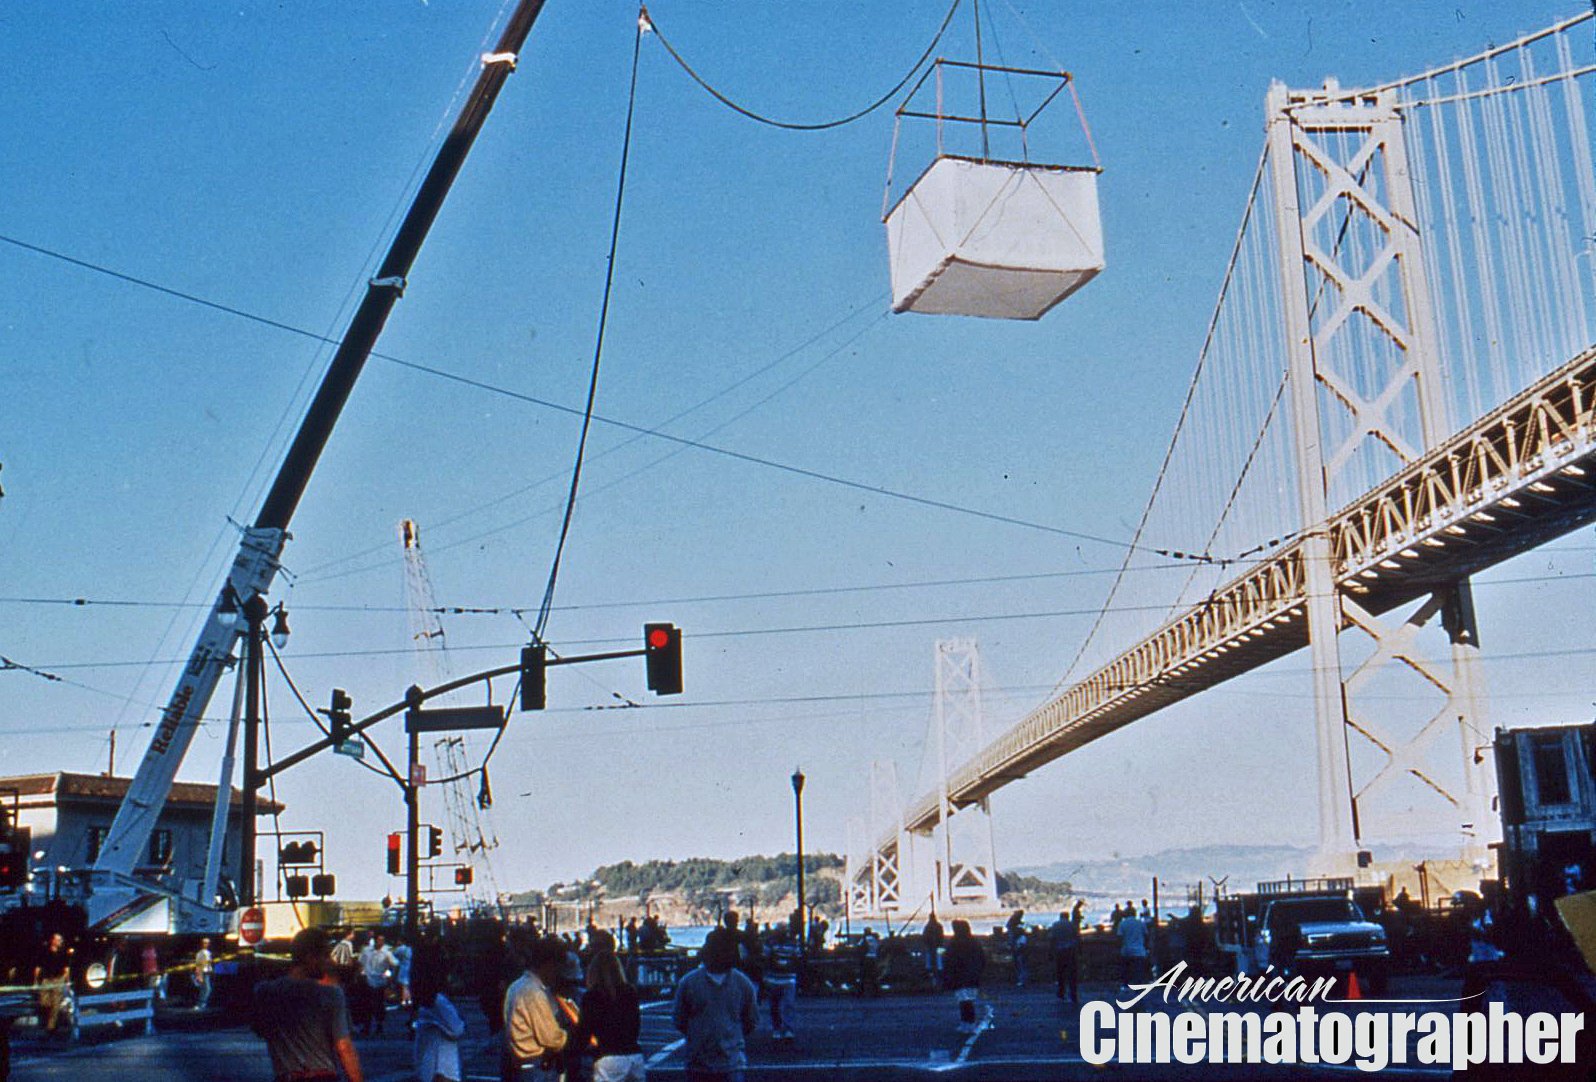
<box><xmin>848</xmin><ymin>12</ymin><xmax>1596</xmax><ymax>918</ymax></box>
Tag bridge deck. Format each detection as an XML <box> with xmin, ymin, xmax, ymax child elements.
<box><xmin>902</xmin><ymin>343</ymin><xmax>1596</xmax><ymax>836</ymax></box>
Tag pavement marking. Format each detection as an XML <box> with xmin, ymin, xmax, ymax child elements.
<box><xmin>955</xmin><ymin>1002</ymin><xmax>994</xmax><ymax>1064</ymax></box>
<box><xmin>646</xmin><ymin>1036</ymin><xmax>686</xmax><ymax>1067</ymax></box>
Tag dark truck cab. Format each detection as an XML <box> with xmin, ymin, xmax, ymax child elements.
<box><xmin>1217</xmin><ymin>877</ymin><xmax>1390</xmax><ymax>991</ymax></box>
<box><xmin>1257</xmin><ymin>894</ymin><xmax>1389</xmax><ymax>988</ymax></box>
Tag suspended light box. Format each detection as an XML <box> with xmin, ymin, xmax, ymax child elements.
<box><xmin>884</xmin><ymin>60</ymin><xmax>1103</xmax><ymax>321</ymax></box>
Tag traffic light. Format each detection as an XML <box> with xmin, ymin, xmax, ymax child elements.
<box><xmin>325</xmin><ymin>688</ymin><xmax>353</xmax><ymax>743</ymax></box>
<box><xmin>311</xmin><ymin>873</ymin><xmax>336</xmax><ymax>897</ymax></box>
<box><xmin>520</xmin><ymin>644</ymin><xmax>547</xmax><ymax>712</ymax></box>
<box><xmin>0</xmin><ymin>825</ymin><xmax>29</xmax><ymax>890</ymax></box>
<box><xmin>285</xmin><ymin>874</ymin><xmax>310</xmax><ymax>899</ymax></box>
<box><xmin>279</xmin><ymin>840</ymin><xmax>319</xmax><ymax>866</ymax></box>
<box><xmin>427</xmin><ymin>826</ymin><xmax>444</xmax><ymax>859</ymax></box>
<box><xmin>644</xmin><ymin>623</ymin><xmax>682</xmax><ymax>696</ymax></box>
<box><xmin>386</xmin><ymin>832</ymin><xmax>402</xmax><ymax>876</ymax></box>
<box><xmin>454</xmin><ymin>866</ymin><xmax>474</xmax><ymax>887</ymax></box>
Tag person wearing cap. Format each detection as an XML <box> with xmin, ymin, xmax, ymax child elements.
<box><xmin>672</xmin><ymin>934</ymin><xmax>757</xmax><ymax>1082</ymax></box>
<box><xmin>252</xmin><ymin>927</ymin><xmax>363</xmax><ymax>1082</ymax></box>
<box><xmin>502</xmin><ymin>937</ymin><xmax>570</xmax><ymax>1081</ymax></box>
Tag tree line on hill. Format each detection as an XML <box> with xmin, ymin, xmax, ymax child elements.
<box><xmin>589</xmin><ymin>853</ymin><xmax>843</xmax><ymax>897</ymax></box>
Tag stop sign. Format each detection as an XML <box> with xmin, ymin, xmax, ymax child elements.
<box><xmin>239</xmin><ymin>906</ymin><xmax>266</xmax><ymax>945</ymax></box>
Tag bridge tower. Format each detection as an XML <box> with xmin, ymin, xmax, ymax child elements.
<box><xmin>1266</xmin><ymin>81</ymin><xmax>1495</xmax><ymax>872</ymax></box>
<box><xmin>918</xmin><ymin>638</ymin><xmax>1000</xmax><ymax>912</ymax></box>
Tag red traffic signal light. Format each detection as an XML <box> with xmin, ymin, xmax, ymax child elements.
<box><xmin>454</xmin><ymin>866</ymin><xmax>474</xmax><ymax>887</ymax></box>
<box><xmin>386</xmin><ymin>832</ymin><xmax>402</xmax><ymax>876</ymax></box>
<box><xmin>644</xmin><ymin>623</ymin><xmax>682</xmax><ymax>696</ymax></box>
<box><xmin>0</xmin><ymin>826</ymin><xmax>28</xmax><ymax>890</ymax></box>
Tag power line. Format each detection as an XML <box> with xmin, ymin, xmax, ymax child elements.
<box><xmin>645</xmin><ymin>0</ymin><xmax>964</xmax><ymax>131</ymax></box>
<box><xmin>0</xmin><ymin>231</ymin><xmax>1226</xmax><ymax>565</ymax></box>
<box><xmin>24</xmin><ymin>597</ymin><xmax>1596</xmax><ymax>674</ymax></box>
<box><xmin>300</xmin><ymin>309</ymin><xmax>889</xmax><ymax>587</ymax></box>
<box><xmin>293</xmin><ymin>298</ymin><xmax>885</xmax><ymax>584</ymax></box>
<box><xmin>0</xmin><ymin>561</ymin><xmax>1178</xmax><ymax>615</ymax></box>
<box><xmin>6</xmin><ymin>561</ymin><xmax>1593</xmax><ymax>618</ymax></box>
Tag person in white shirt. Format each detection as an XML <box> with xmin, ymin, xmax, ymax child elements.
<box><xmin>357</xmin><ymin>933</ymin><xmax>397</xmax><ymax>1037</ymax></box>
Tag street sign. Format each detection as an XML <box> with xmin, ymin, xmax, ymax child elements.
<box><xmin>405</xmin><ymin>705</ymin><xmax>507</xmax><ymax>734</ymax></box>
<box><xmin>239</xmin><ymin>906</ymin><xmax>265</xmax><ymax>945</ymax></box>
<box><xmin>410</xmin><ymin>763</ymin><xmax>428</xmax><ymax>787</ymax></box>
<box><xmin>334</xmin><ymin>738</ymin><xmax>364</xmax><ymax>759</ymax></box>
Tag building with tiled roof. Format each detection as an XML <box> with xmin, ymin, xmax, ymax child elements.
<box><xmin>0</xmin><ymin>773</ymin><xmax>282</xmax><ymax>907</ymax></box>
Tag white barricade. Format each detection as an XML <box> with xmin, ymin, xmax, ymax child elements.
<box><xmin>71</xmin><ymin>987</ymin><xmax>156</xmax><ymax>1041</ymax></box>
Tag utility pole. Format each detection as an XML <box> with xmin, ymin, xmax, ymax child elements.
<box><xmin>239</xmin><ymin>593</ymin><xmax>268</xmax><ymax>907</ymax></box>
<box><xmin>405</xmin><ymin>686</ymin><xmax>424</xmax><ymax>944</ymax></box>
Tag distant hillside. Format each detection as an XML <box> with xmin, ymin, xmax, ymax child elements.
<box><xmin>1013</xmin><ymin>844</ymin><xmax>1314</xmax><ymax>904</ymax></box>
<box><xmin>507</xmin><ymin>853</ymin><xmax>846</xmax><ymax>924</ymax></box>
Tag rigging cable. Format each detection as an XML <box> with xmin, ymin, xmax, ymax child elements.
<box><xmin>645</xmin><ymin>0</ymin><xmax>964</xmax><ymax>132</ymax></box>
<box><xmin>537</xmin><ymin>17</ymin><xmax>646</xmax><ymax>639</ymax></box>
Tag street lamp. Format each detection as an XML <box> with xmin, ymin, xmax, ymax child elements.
<box><xmin>269</xmin><ymin>603</ymin><xmax>291</xmax><ymax>649</ymax></box>
<box><xmin>791</xmin><ymin>767</ymin><xmax>805</xmax><ymax>952</ymax></box>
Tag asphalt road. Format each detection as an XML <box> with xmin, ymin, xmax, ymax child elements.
<box><xmin>6</xmin><ymin>978</ymin><xmax>1476</xmax><ymax>1081</ymax></box>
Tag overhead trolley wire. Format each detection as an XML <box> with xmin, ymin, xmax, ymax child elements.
<box><xmin>532</xmin><ymin>16</ymin><xmax>644</xmax><ymax>640</ymax></box>
<box><xmin>294</xmin><ymin>296</ymin><xmax>885</xmax><ymax>583</ymax></box>
<box><xmin>644</xmin><ymin>0</ymin><xmax>965</xmax><ymax>132</ymax></box>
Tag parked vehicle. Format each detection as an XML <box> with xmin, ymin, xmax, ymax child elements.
<box><xmin>1217</xmin><ymin>877</ymin><xmax>1390</xmax><ymax>992</ymax></box>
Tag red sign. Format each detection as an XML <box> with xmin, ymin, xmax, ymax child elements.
<box><xmin>410</xmin><ymin>763</ymin><xmax>428</xmax><ymax>787</ymax></box>
<box><xmin>239</xmin><ymin>906</ymin><xmax>266</xmax><ymax>945</ymax></box>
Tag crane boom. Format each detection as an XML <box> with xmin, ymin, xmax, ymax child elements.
<box><xmin>89</xmin><ymin>0</ymin><xmax>551</xmax><ymax>910</ymax></box>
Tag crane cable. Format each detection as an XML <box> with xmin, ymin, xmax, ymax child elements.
<box><xmin>644</xmin><ymin>0</ymin><xmax>964</xmax><ymax>132</ymax></box>
<box><xmin>532</xmin><ymin>16</ymin><xmax>645</xmax><ymax>640</ymax></box>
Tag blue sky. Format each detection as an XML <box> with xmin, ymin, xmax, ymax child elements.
<box><xmin>2</xmin><ymin>0</ymin><xmax>1592</xmax><ymax>901</ymax></box>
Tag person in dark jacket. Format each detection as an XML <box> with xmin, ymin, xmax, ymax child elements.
<box><xmin>1050</xmin><ymin>902</ymin><xmax>1085</xmax><ymax>1003</ymax></box>
<box><xmin>942</xmin><ymin>920</ymin><xmax>986</xmax><ymax>1034</ymax></box>
<box><xmin>673</xmin><ymin>935</ymin><xmax>757</xmax><ymax>1082</ymax></box>
<box><xmin>579</xmin><ymin>951</ymin><xmax>645</xmax><ymax>1082</ymax></box>
<box><xmin>922</xmin><ymin>913</ymin><xmax>945</xmax><ymax>981</ymax></box>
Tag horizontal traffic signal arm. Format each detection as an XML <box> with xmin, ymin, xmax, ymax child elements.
<box><xmin>260</xmin><ymin>647</ymin><xmax>656</xmax><ymax>781</ymax></box>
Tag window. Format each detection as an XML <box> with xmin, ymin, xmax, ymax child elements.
<box><xmin>1532</xmin><ymin>735</ymin><xmax>1572</xmax><ymax>806</ymax></box>
<box><xmin>148</xmin><ymin>829</ymin><xmax>173</xmax><ymax>866</ymax></box>
<box><xmin>87</xmin><ymin>825</ymin><xmax>110</xmax><ymax>863</ymax></box>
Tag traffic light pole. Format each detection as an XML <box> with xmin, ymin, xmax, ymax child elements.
<box><xmin>405</xmin><ymin>687</ymin><xmax>422</xmax><ymax>944</ymax></box>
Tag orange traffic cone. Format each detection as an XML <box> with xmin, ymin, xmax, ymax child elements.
<box><xmin>1345</xmin><ymin>971</ymin><xmax>1362</xmax><ymax>1000</ymax></box>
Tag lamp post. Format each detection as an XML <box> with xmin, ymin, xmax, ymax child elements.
<box><xmin>791</xmin><ymin>767</ymin><xmax>805</xmax><ymax>952</ymax></box>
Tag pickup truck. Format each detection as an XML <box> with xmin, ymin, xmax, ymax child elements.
<box><xmin>1250</xmin><ymin>895</ymin><xmax>1390</xmax><ymax>990</ymax></box>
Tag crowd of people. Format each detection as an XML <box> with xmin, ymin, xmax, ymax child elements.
<box><xmin>250</xmin><ymin>914</ymin><xmax>779</xmax><ymax>1082</ymax></box>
